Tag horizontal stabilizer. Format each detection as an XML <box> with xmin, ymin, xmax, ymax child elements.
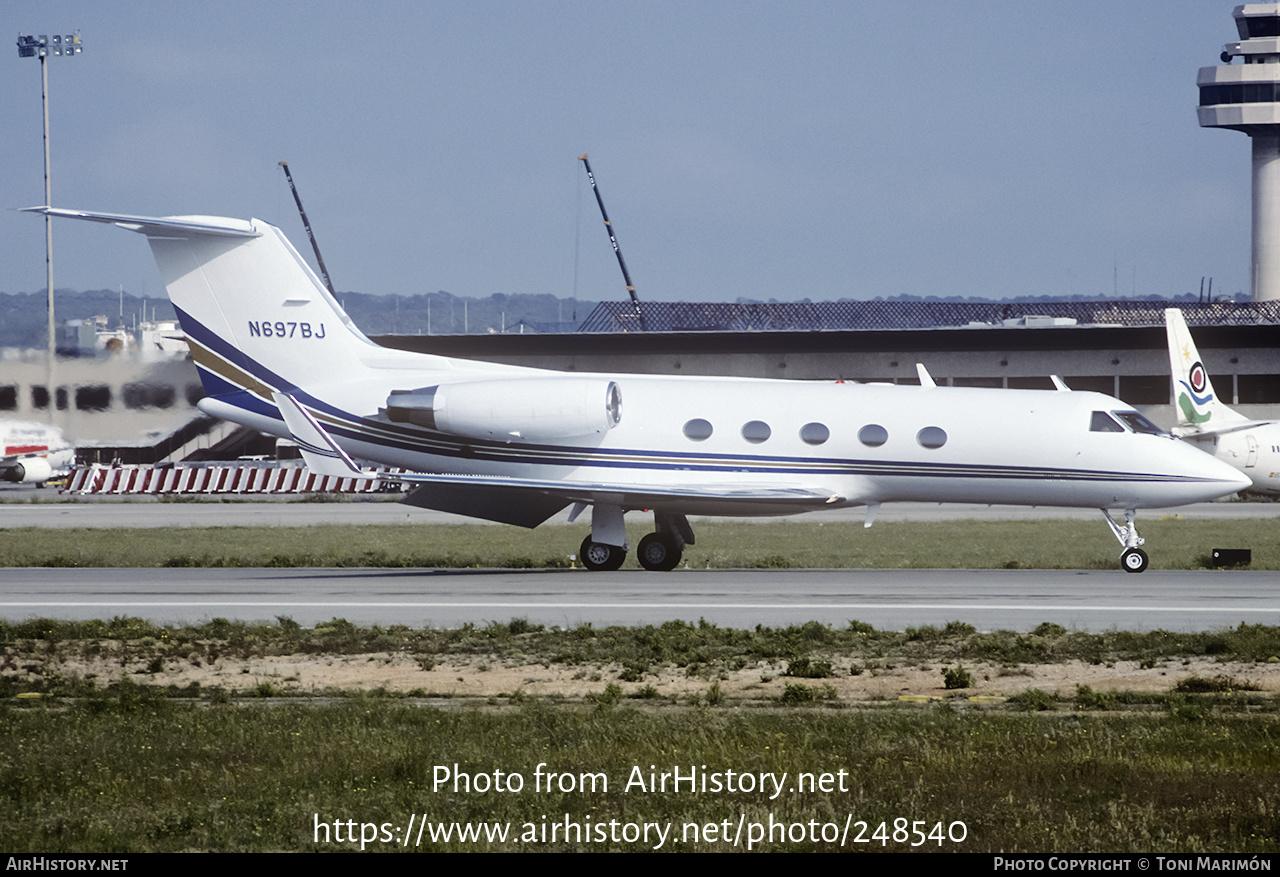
<box><xmin>1173</xmin><ymin>419</ymin><xmax>1278</xmax><ymax>439</ymax></box>
<box><xmin>20</xmin><ymin>207</ymin><xmax>259</xmax><ymax>238</ymax></box>
<box><xmin>272</xmin><ymin>391</ymin><xmax>371</xmax><ymax>478</ymax></box>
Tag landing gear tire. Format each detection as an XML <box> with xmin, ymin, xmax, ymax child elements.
<box><xmin>580</xmin><ymin>536</ymin><xmax>626</xmax><ymax>572</ymax></box>
<box><xmin>637</xmin><ymin>533</ymin><xmax>682</xmax><ymax>572</ymax></box>
<box><xmin>1120</xmin><ymin>547</ymin><xmax>1149</xmax><ymax>574</ymax></box>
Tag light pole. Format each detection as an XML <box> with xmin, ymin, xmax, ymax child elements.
<box><xmin>16</xmin><ymin>30</ymin><xmax>82</xmax><ymax>422</ymax></box>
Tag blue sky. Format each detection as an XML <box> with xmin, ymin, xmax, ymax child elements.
<box><xmin>0</xmin><ymin>2</ymin><xmax>1255</xmax><ymax>304</ymax></box>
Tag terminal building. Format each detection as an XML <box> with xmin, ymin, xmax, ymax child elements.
<box><xmin>3</xmin><ymin>300</ymin><xmax>1279</xmax><ymax>466</ymax></box>
<box><xmin>376</xmin><ymin>300</ymin><xmax>1280</xmax><ymax>424</ymax></box>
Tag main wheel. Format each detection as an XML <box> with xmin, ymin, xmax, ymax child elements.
<box><xmin>579</xmin><ymin>536</ymin><xmax>626</xmax><ymax>572</ymax></box>
<box><xmin>1120</xmin><ymin>547</ymin><xmax>1149</xmax><ymax>573</ymax></box>
<box><xmin>637</xmin><ymin>532</ymin><xmax>681</xmax><ymax>572</ymax></box>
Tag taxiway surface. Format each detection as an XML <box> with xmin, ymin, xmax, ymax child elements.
<box><xmin>2</xmin><ymin>567</ymin><xmax>1278</xmax><ymax>632</ymax></box>
<box><xmin>3</xmin><ymin>496</ymin><xmax>1277</xmax><ymax>632</ymax></box>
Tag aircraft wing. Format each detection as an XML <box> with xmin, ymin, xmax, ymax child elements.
<box><xmin>396</xmin><ymin>472</ymin><xmax>846</xmax><ymax>528</ymax></box>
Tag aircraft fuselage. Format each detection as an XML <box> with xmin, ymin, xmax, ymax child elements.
<box><xmin>201</xmin><ymin>368</ymin><xmax>1242</xmax><ymax>516</ymax></box>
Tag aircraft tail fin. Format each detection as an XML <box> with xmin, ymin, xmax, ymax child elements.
<box><xmin>25</xmin><ymin>207</ymin><xmax>444</xmax><ymax>417</ymax></box>
<box><xmin>1164</xmin><ymin>308</ymin><xmax>1244</xmax><ymax>433</ymax></box>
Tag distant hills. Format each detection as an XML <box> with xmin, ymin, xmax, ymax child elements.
<box><xmin>0</xmin><ymin>288</ymin><xmax>1212</xmax><ymax>349</ymax></box>
<box><xmin>0</xmin><ymin>289</ymin><xmax>598</xmax><ymax>348</ymax></box>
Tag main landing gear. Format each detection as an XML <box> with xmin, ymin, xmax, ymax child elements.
<box><xmin>636</xmin><ymin>532</ymin><xmax>682</xmax><ymax>571</ymax></box>
<box><xmin>578</xmin><ymin>510</ymin><xmax>694</xmax><ymax>572</ymax></box>
<box><xmin>579</xmin><ymin>536</ymin><xmax>626</xmax><ymax>572</ymax></box>
<box><xmin>1101</xmin><ymin>508</ymin><xmax>1149</xmax><ymax>573</ymax></box>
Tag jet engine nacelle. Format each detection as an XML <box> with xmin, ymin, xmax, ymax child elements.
<box><xmin>387</xmin><ymin>378</ymin><xmax>622</xmax><ymax>442</ymax></box>
<box><xmin>2</xmin><ymin>457</ymin><xmax>53</xmax><ymax>484</ymax></box>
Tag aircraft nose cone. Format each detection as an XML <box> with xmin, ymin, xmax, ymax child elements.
<box><xmin>1195</xmin><ymin>447</ymin><xmax>1252</xmax><ymax>497</ymax></box>
<box><xmin>1226</xmin><ymin>467</ymin><xmax>1254</xmax><ymax>493</ymax></box>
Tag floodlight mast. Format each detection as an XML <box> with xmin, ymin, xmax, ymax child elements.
<box><xmin>16</xmin><ymin>30</ymin><xmax>82</xmax><ymax>425</ymax></box>
<box><xmin>579</xmin><ymin>154</ymin><xmax>644</xmax><ymax>326</ymax></box>
<box><xmin>279</xmin><ymin>161</ymin><xmax>337</xmax><ymax>297</ymax></box>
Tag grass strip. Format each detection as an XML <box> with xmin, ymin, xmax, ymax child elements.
<box><xmin>3</xmin><ymin>700</ymin><xmax>1278</xmax><ymax>852</ymax></box>
<box><xmin>1</xmin><ymin>519</ymin><xmax>1277</xmax><ymax>569</ymax></box>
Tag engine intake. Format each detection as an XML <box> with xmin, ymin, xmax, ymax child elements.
<box><xmin>2</xmin><ymin>457</ymin><xmax>52</xmax><ymax>484</ymax></box>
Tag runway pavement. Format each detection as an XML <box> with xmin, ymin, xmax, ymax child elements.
<box><xmin>1</xmin><ymin>566</ymin><xmax>1277</xmax><ymax>632</ymax></box>
<box><xmin>3</xmin><ymin>492</ymin><xmax>1276</xmax><ymax>632</ymax></box>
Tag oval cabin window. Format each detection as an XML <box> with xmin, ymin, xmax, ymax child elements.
<box><xmin>917</xmin><ymin>426</ymin><xmax>947</xmax><ymax>449</ymax></box>
<box><xmin>799</xmin><ymin>422</ymin><xmax>830</xmax><ymax>445</ymax></box>
<box><xmin>683</xmin><ymin>418</ymin><xmax>713</xmax><ymax>441</ymax></box>
<box><xmin>858</xmin><ymin>424</ymin><xmax>888</xmax><ymax>447</ymax></box>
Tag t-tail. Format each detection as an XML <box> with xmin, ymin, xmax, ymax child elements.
<box><xmin>1164</xmin><ymin>308</ymin><xmax>1245</xmax><ymax>434</ymax></box>
<box><xmin>22</xmin><ymin>208</ymin><xmax>458</xmax><ymax>429</ymax></box>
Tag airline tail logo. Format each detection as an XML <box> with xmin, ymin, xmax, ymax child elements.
<box><xmin>1188</xmin><ymin>361</ymin><xmax>1209</xmax><ymax>399</ymax></box>
<box><xmin>1177</xmin><ymin>359</ymin><xmax>1213</xmax><ymax>424</ymax></box>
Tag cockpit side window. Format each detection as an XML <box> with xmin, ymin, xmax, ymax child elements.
<box><xmin>1090</xmin><ymin>411</ymin><xmax>1124</xmax><ymax>433</ymax></box>
<box><xmin>1114</xmin><ymin>410</ymin><xmax>1166</xmax><ymax>436</ymax></box>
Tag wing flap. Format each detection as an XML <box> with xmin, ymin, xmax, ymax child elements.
<box><xmin>401</xmin><ymin>481</ymin><xmax>571</xmax><ymax>528</ymax></box>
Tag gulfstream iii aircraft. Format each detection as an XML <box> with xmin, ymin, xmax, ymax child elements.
<box><xmin>27</xmin><ymin>208</ymin><xmax>1250</xmax><ymax>573</ymax></box>
<box><xmin>1165</xmin><ymin>308</ymin><xmax>1280</xmax><ymax>495</ymax></box>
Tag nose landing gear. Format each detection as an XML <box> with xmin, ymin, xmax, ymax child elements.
<box><xmin>1102</xmin><ymin>508</ymin><xmax>1149</xmax><ymax>573</ymax></box>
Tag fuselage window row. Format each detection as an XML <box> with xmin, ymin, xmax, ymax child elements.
<box><xmin>678</xmin><ymin>419</ymin><xmax>946</xmax><ymax>450</ymax></box>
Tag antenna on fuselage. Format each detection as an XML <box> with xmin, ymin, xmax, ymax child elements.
<box><xmin>579</xmin><ymin>154</ymin><xmax>644</xmax><ymax>327</ymax></box>
<box><xmin>279</xmin><ymin>161</ymin><xmax>337</xmax><ymax>297</ymax></box>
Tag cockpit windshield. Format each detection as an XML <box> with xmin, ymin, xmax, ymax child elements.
<box><xmin>1090</xmin><ymin>411</ymin><xmax>1124</xmax><ymax>433</ymax></box>
<box><xmin>1113</xmin><ymin>410</ymin><xmax>1166</xmax><ymax>436</ymax></box>
<box><xmin>1090</xmin><ymin>410</ymin><xmax>1167</xmax><ymax>436</ymax></box>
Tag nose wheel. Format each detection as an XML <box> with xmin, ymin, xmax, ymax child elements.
<box><xmin>1102</xmin><ymin>508</ymin><xmax>1149</xmax><ymax>573</ymax></box>
<box><xmin>1120</xmin><ymin>547</ymin><xmax>1149</xmax><ymax>573</ymax></box>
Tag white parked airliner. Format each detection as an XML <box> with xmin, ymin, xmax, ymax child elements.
<box><xmin>1</xmin><ymin>419</ymin><xmax>73</xmax><ymax>486</ymax></box>
<box><xmin>28</xmin><ymin>207</ymin><xmax>1250</xmax><ymax>572</ymax></box>
<box><xmin>1165</xmin><ymin>308</ymin><xmax>1280</xmax><ymax>495</ymax></box>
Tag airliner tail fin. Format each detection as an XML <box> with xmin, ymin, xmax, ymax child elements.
<box><xmin>1164</xmin><ymin>308</ymin><xmax>1244</xmax><ymax>433</ymax></box>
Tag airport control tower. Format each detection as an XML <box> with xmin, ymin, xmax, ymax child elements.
<box><xmin>1199</xmin><ymin>4</ymin><xmax>1280</xmax><ymax>301</ymax></box>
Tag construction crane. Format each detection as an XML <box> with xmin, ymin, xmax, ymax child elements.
<box><xmin>279</xmin><ymin>161</ymin><xmax>337</xmax><ymax>297</ymax></box>
<box><xmin>579</xmin><ymin>154</ymin><xmax>643</xmax><ymax>324</ymax></box>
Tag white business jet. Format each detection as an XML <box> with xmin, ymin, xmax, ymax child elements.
<box><xmin>27</xmin><ymin>208</ymin><xmax>1250</xmax><ymax>572</ymax></box>
<box><xmin>1</xmin><ymin>419</ymin><xmax>74</xmax><ymax>486</ymax></box>
<box><xmin>1165</xmin><ymin>308</ymin><xmax>1280</xmax><ymax>495</ymax></box>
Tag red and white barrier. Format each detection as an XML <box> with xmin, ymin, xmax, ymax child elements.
<box><xmin>61</xmin><ymin>464</ymin><xmax>403</xmax><ymax>495</ymax></box>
